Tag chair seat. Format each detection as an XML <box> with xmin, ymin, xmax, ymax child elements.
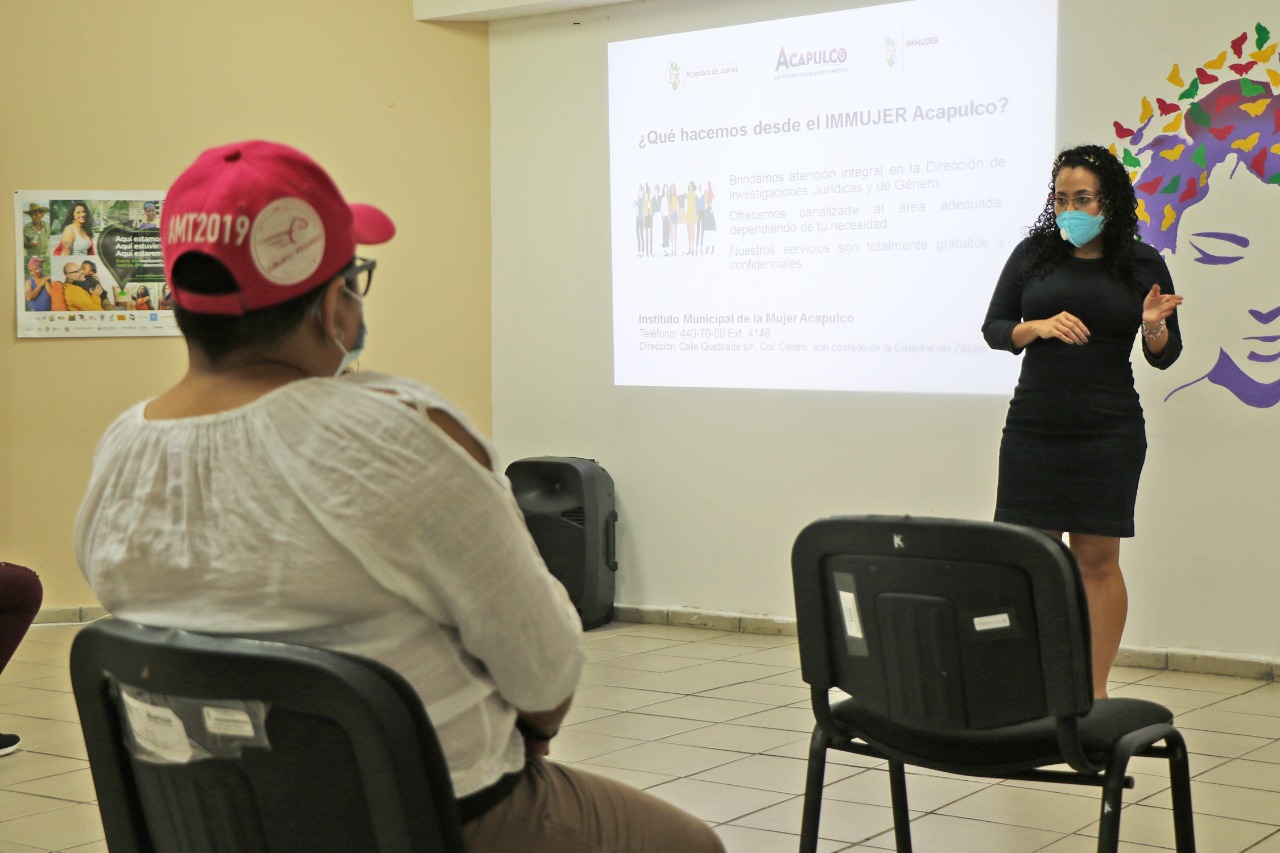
<box><xmin>831</xmin><ymin>697</ymin><xmax>1174</xmax><ymax>774</ymax></box>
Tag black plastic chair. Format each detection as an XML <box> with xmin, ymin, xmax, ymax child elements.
<box><xmin>70</xmin><ymin>619</ymin><xmax>465</xmax><ymax>853</ymax></box>
<box><xmin>791</xmin><ymin>515</ymin><xmax>1195</xmax><ymax>853</ymax></box>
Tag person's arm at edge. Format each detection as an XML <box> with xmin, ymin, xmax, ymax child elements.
<box><xmin>423</xmin><ymin>401</ymin><xmax>577</xmax><ymax>751</ymax></box>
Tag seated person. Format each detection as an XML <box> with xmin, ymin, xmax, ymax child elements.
<box><xmin>0</xmin><ymin>562</ymin><xmax>42</xmax><ymax>756</ymax></box>
<box><xmin>76</xmin><ymin>140</ymin><xmax>724</xmax><ymax>853</ymax></box>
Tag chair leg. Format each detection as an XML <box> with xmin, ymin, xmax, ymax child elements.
<box><xmin>1096</xmin><ymin>723</ymin><xmax>1165</xmax><ymax>853</ymax></box>
<box><xmin>1096</xmin><ymin>767</ymin><xmax>1126</xmax><ymax>853</ymax></box>
<box><xmin>1096</xmin><ymin>724</ymin><xmax>1197</xmax><ymax>853</ymax></box>
<box><xmin>888</xmin><ymin>760</ymin><xmax>912</xmax><ymax>853</ymax></box>
<box><xmin>1164</xmin><ymin>730</ymin><xmax>1196</xmax><ymax>852</ymax></box>
<box><xmin>798</xmin><ymin>727</ymin><xmax>827</xmax><ymax>853</ymax></box>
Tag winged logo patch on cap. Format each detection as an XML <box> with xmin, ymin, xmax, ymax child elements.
<box><xmin>250</xmin><ymin>198</ymin><xmax>326</xmax><ymax>286</ymax></box>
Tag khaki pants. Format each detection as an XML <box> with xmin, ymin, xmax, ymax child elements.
<box><xmin>463</xmin><ymin>756</ymin><xmax>726</xmax><ymax>853</ymax></box>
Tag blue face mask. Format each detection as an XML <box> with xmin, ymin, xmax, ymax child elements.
<box><xmin>1056</xmin><ymin>210</ymin><xmax>1106</xmax><ymax>248</ymax></box>
<box><xmin>335</xmin><ymin>322</ymin><xmax>367</xmax><ymax>375</ymax></box>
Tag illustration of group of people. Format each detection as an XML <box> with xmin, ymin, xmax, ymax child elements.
<box><xmin>634</xmin><ymin>180</ymin><xmax>715</xmax><ymax>258</ymax></box>
<box><xmin>21</xmin><ymin>199</ymin><xmax>168</xmax><ymax>313</ymax></box>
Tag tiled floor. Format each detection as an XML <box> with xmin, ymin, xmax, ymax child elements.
<box><xmin>3</xmin><ymin>622</ymin><xmax>1280</xmax><ymax>852</ymax></box>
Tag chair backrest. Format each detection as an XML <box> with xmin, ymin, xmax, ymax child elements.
<box><xmin>792</xmin><ymin>516</ymin><xmax>1094</xmax><ymax>731</ymax></box>
<box><xmin>70</xmin><ymin>619</ymin><xmax>465</xmax><ymax>853</ymax></box>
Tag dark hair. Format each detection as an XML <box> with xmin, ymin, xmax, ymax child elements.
<box><xmin>1019</xmin><ymin>145</ymin><xmax>1142</xmax><ymax>290</ymax></box>
<box><xmin>171</xmin><ymin>253</ymin><xmax>328</xmax><ymax>362</ymax></box>
<box><xmin>61</xmin><ymin>202</ymin><xmax>95</xmax><ymax>239</ymax></box>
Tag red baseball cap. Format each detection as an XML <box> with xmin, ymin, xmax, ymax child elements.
<box><xmin>162</xmin><ymin>140</ymin><xmax>395</xmax><ymax>315</ymax></box>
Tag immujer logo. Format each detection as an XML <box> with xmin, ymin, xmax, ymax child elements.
<box><xmin>775</xmin><ymin>46</ymin><xmax>848</xmax><ymax>72</ymax></box>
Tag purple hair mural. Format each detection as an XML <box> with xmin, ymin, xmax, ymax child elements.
<box><xmin>1112</xmin><ymin>23</ymin><xmax>1280</xmax><ymax>407</ymax></box>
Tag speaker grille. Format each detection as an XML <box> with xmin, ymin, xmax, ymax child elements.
<box><xmin>560</xmin><ymin>508</ymin><xmax>586</xmax><ymax>527</ymax></box>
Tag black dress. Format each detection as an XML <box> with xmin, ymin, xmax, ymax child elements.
<box><xmin>981</xmin><ymin>238</ymin><xmax>1182</xmax><ymax>537</ymax></box>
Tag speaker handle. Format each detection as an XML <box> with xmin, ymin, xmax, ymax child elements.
<box><xmin>605</xmin><ymin>510</ymin><xmax>618</xmax><ymax>572</ymax></box>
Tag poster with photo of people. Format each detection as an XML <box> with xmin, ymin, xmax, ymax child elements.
<box><xmin>15</xmin><ymin>190</ymin><xmax>178</xmax><ymax>338</ymax></box>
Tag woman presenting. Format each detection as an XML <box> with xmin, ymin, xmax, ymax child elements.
<box><xmin>982</xmin><ymin>144</ymin><xmax>1183</xmax><ymax>697</ymax></box>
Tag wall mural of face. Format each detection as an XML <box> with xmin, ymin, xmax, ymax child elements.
<box><xmin>1164</xmin><ymin>167</ymin><xmax>1280</xmax><ymax>405</ymax></box>
<box><xmin>1114</xmin><ymin>22</ymin><xmax>1280</xmax><ymax>407</ymax></box>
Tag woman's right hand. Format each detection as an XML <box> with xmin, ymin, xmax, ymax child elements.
<box><xmin>1032</xmin><ymin>312</ymin><xmax>1090</xmax><ymax>345</ymax></box>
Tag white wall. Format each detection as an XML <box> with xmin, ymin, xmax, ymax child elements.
<box><xmin>490</xmin><ymin>0</ymin><xmax>1280</xmax><ymax>663</ymax></box>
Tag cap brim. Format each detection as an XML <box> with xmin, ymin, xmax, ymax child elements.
<box><xmin>351</xmin><ymin>203</ymin><xmax>395</xmax><ymax>245</ymax></box>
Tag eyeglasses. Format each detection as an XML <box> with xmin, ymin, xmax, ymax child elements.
<box><xmin>340</xmin><ymin>256</ymin><xmax>377</xmax><ymax>298</ymax></box>
<box><xmin>1053</xmin><ymin>194</ymin><xmax>1102</xmax><ymax>211</ymax></box>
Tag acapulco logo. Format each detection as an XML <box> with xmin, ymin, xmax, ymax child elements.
<box><xmin>775</xmin><ymin>45</ymin><xmax>848</xmax><ymax>72</ymax></box>
<box><xmin>250</xmin><ymin>198</ymin><xmax>326</xmax><ymax>285</ymax></box>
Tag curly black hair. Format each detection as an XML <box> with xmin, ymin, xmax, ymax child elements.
<box><xmin>60</xmin><ymin>201</ymin><xmax>96</xmax><ymax>240</ymax></box>
<box><xmin>1017</xmin><ymin>144</ymin><xmax>1142</xmax><ymax>291</ymax></box>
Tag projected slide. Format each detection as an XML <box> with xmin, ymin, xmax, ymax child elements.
<box><xmin>609</xmin><ymin>0</ymin><xmax>1057</xmax><ymax>393</ymax></box>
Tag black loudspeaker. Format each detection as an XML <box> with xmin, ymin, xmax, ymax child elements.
<box><xmin>506</xmin><ymin>457</ymin><xmax>617</xmax><ymax>630</ymax></box>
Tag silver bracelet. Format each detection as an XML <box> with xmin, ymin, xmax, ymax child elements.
<box><xmin>1141</xmin><ymin>319</ymin><xmax>1166</xmax><ymax>340</ymax></box>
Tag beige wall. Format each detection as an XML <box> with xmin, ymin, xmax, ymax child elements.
<box><xmin>1</xmin><ymin>2</ymin><xmax>492</xmax><ymax>610</ymax></box>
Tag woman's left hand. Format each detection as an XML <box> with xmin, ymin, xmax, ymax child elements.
<box><xmin>1142</xmin><ymin>284</ymin><xmax>1182</xmax><ymax>326</ymax></box>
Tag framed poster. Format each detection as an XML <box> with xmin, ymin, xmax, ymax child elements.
<box><xmin>16</xmin><ymin>190</ymin><xmax>178</xmax><ymax>338</ymax></box>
